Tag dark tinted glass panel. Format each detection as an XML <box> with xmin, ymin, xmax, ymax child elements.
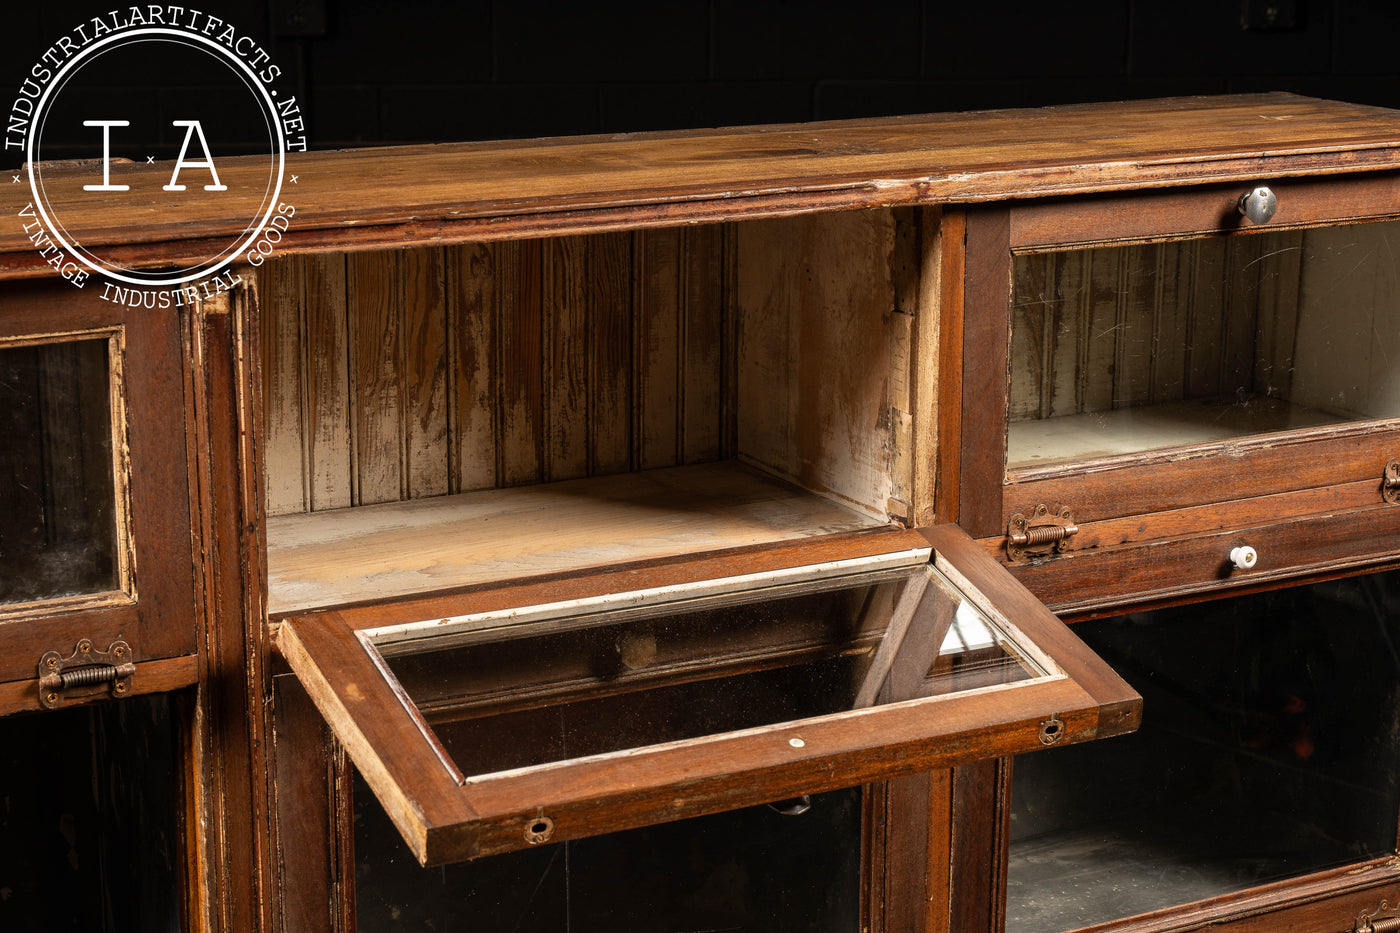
<box><xmin>1009</xmin><ymin>220</ymin><xmax>1400</xmax><ymax>468</ymax></box>
<box><xmin>1006</xmin><ymin>569</ymin><xmax>1400</xmax><ymax>932</ymax></box>
<box><xmin>354</xmin><ymin>772</ymin><xmax>861</xmax><ymax>933</ymax></box>
<box><xmin>0</xmin><ymin>696</ymin><xmax>182</xmax><ymax>933</ymax></box>
<box><xmin>0</xmin><ymin>339</ymin><xmax>118</xmax><ymax>602</ymax></box>
<box><xmin>374</xmin><ymin>564</ymin><xmax>1041</xmax><ymax>777</ymax></box>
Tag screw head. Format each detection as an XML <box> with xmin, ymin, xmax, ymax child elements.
<box><xmin>45</xmin><ymin>656</ymin><xmax>57</xmax><ymax>669</ymax></box>
<box><xmin>114</xmin><ymin>682</ymin><xmax>127</xmax><ymax>695</ymax></box>
<box><xmin>46</xmin><ymin>692</ymin><xmax>58</xmax><ymax>704</ymax></box>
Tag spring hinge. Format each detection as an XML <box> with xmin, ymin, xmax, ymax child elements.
<box><xmin>1357</xmin><ymin>900</ymin><xmax>1400</xmax><ymax>933</ymax></box>
<box><xmin>37</xmin><ymin>639</ymin><xmax>135</xmax><ymax>709</ymax></box>
<box><xmin>1006</xmin><ymin>504</ymin><xmax>1078</xmax><ymax>564</ymax></box>
<box><xmin>1384</xmin><ymin>459</ymin><xmax>1400</xmax><ymax>505</ymax></box>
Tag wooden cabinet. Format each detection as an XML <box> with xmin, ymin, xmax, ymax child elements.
<box><xmin>4</xmin><ymin>91</ymin><xmax>1400</xmax><ymax>933</ymax></box>
<box><xmin>254</xmin><ymin>213</ymin><xmax>1141</xmax><ymax>923</ymax></box>
<box><xmin>943</xmin><ymin>114</ymin><xmax>1400</xmax><ymax>932</ymax></box>
<box><xmin>960</xmin><ymin>181</ymin><xmax>1400</xmax><ymax>617</ymax></box>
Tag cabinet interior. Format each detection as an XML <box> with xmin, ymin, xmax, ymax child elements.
<box><xmin>353</xmin><ymin>770</ymin><xmax>863</xmax><ymax>933</ymax></box>
<box><xmin>259</xmin><ymin>209</ymin><xmax>918</xmax><ymax>614</ymax></box>
<box><xmin>0</xmin><ymin>694</ymin><xmax>183</xmax><ymax>932</ymax></box>
<box><xmin>1006</xmin><ymin>567</ymin><xmax>1400</xmax><ymax>932</ymax></box>
<box><xmin>1008</xmin><ymin>218</ymin><xmax>1400</xmax><ymax>470</ymax></box>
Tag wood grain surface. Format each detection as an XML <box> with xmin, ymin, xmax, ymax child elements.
<box><xmin>6</xmin><ymin>95</ymin><xmax>1400</xmax><ymax>276</ymax></box>
<box><xmin>259</xmin><ymin>233</ymin><xmax>732</xmax><ymax>515</ymax></box>
<box><xmin>265</xmin><ymin>461</ymin><xmax>887</xmax><ymax>614</ymax></box>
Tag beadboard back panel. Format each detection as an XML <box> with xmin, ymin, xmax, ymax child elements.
<box><xmin>259</xmin><ymin>229</ymin><xmax>734</xmax><ymax>517</ymax></box>
<box><xmin>1009</xmin><ymin>221</ymin><xmax>1400</xmax><ymax>444</ymax></box>
<box><xmin>1009</xmin><ymin>233</ymin><xmax>1303</xmax><ymax>426</ymax></box>
<box><xmin>261</xmin><ymin>210</ymin><xmax>914</xmax><ymax>522</ymax></box>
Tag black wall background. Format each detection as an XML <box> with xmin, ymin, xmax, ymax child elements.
<box><xmin>4</xmin><ymin>0</ymin><xmax>1399</xmax><ymax>163</ymax></box>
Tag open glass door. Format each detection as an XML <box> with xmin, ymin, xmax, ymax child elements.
<box><xmin>276</xmin><ymin>525</ymin><xmax>1140</xmax><ymax>866</ymax></box>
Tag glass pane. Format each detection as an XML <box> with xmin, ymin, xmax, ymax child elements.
<box><xmin>0</xmin><ymin>338</ymin><xmax>119</xmax><ymax>603</ymax></box>
<box><xmin>1008</xmin><ymin>219</ymin><xmax>1400</xmax><ymax>469</ymax></box>
<box><xmin>371</xmin><ymin>558</ymin><xmax>1048</xmax><ymax>779</ymax></box>
<box><xmin>1006</xmin><ymin>568</ymin><xmax>1400</xmax><ymax>932</ymax></box>
<box><xmin>355</xmin><ymin>771</ymin><xmax>861</xmax><ymax>932</ymax></box>
<box><xmin>0</xmin><ymin>695</ymin><xmax>182</xmax><ymax>933</ymax></box>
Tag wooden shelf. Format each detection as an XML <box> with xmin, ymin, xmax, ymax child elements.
<box><xmin>265</xmin><ymin>462</ymin><xmax>888</xmax><ymax>616</ymax></box>
<box><xmin>1007</xmin><ymin>395</ymin><xmax>1351</xmax><ymax>470</ymax></box>
<box><xmin>1005</xmin><ymin>811</ymin><xmax>1362</xmax><ymax>933</ymax></box>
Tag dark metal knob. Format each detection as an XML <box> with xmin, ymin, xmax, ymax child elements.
<box><xmin>767</xmin><ymin>795</ymin><xmax>812</xmax><ymax>816</ymax></box>
<box><xmin>1239</xmin><ymin>186</ymin><xmax>1278</xmax><ymax>225</ymax></box>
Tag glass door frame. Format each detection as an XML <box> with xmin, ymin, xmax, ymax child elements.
<box><xmin>274</xmin><ymin>525</ymin><xmax>1141</xmax><ymax>867</ymax></box>
<box><xmin>956</xmin><ymin>174</ymin><xmax>1400</xmax><ymax>610</ymax></box>
<box><xmin>0</xmin><ymin>280</ymin><xmax>197</xmax><ymax>712</ymax></box>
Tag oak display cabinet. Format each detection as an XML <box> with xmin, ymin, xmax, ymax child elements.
<box><xmin>3</xmin><ymin>92</ymin><xmax>1400</xmax><ymax>933</ymax></box>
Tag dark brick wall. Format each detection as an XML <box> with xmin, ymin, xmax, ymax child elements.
<box><xmin>4</xmin><ymin>0</ymin><xmax>1399</xmax><ymax>162</ymax></box>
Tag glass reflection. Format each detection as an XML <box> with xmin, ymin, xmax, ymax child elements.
<box><xmin>371</xmin><ymin>560</ymin><xmax>1046</xmax><ymax>779</ymax></box>
<box><xmin>355</xmin><ymin>772</ymin><xmax>862</xmax><ymax>933</ymax></box>
<box><xmin>1009</xmin><ymin>219</ymin><xmax>1400</xmax><ymax>468</ymax></box>
<box><xmin>0</xmin><ymin>338</ymin><xmax>119</xmax><ymax>604</ymax></box>
<box><xmin>1006</xmin><ymin>568</ymin><xmax>1400</xmax><ymax>932</ymax></box>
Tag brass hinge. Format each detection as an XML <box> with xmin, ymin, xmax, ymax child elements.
<box><xmin>37</xmin><ymin>639</ymin><xmax>135</xmax><ymax>709</ymax></box>
<box><xmin>1006</xmin><ymin>504</ymin><xmax>1078</xmax><ymax>564</ymax></box>
<box><xmin>1356</xmin><ymin>900</ymin><xmax>1400</xmax><ymax>933</ymax></box>
<box><xmin>1384</xmin><ymin>459</ymin><xmax>1400</xmax><ymax>505</ymax></box>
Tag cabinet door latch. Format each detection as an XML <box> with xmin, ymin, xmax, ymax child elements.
<box><xmin>1356</xmin><ymin>900</ymin><xmax>1400</xmax><ymax>933</ymax></box>
<box><xmin>38</xmin><ymin>639</ymin><xmax>135</xmax><ymax>709</ymax></box>
<box><xmin>1007</xmin><ymin>505</ymin><xmax>1078</xmax><ymax>564</ymax></box>
<box><xmin>1384</xmin><ymin>459</ymin><xmax>1400</xmax><ymax>505</ymax></box>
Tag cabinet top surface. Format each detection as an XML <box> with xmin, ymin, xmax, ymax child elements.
<box><xmin>3</xmin><ymin>93</ymin><xmax>1400</xmax><ymax>269</ymax></box>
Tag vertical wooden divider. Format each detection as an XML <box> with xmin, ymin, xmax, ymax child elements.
<box><xmin>959</xmin><ymin>209</ymin><xmax>1010</xmax><ymax>537</ymax></box>
<box><xmin>188</xmin><ymin>284</ymin><xmax>274</xmax><ymax>933</ymax></box>
<box><xmin>933</xmin><ymin>209</ymin><xmax>966</xmax><ymax>526</ymax></box>
<box><xmin>950</xmin><ymin>758</ymin><xmax>1011</xmax><ymax>933</ymax></box>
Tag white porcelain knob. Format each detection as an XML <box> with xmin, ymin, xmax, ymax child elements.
<box><xmin>1230</xmin><ymin>546</ymin><xmax>1258</xmax><ymax>570</ymax></box>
